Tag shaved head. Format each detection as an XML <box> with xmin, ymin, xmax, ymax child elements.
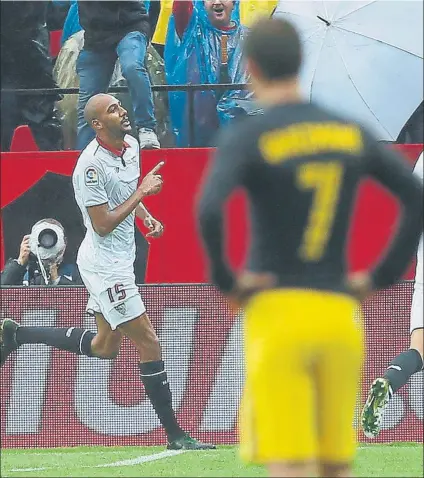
<box><xmin>83</xmin><ymin>93</ymin><xmax>131</xmax><ymax>140</ymax></box>
<box><xmin>84</xmin><ymin>93</ymin><xmax>118</xmax><ymax>125</ymax></box>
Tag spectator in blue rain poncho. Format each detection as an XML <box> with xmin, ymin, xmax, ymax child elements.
<box><xmin>165</xmin><ymin>0</ymin><xmax>255</xmax><ymax>147</ymax></box>
<box><xmin>60</xmin><ymin>0</ymin><xmax>80</xmax><ymax>45</ymax></box>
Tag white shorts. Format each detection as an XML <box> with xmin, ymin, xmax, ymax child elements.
<box><xmin>410</xmin><ymin>282</ymin><xmax>423</xmax><ymax>333</ymax></box>
<box><xmin>79</xmin><ymin>266</ymin><xmax>146</xmax><ymax>330</ymax></box>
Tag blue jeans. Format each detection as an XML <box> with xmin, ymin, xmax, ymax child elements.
<box><xmin>76</xmin><ymin>31</ymin><xmax>156</xmax><ymax>150</ymax></box>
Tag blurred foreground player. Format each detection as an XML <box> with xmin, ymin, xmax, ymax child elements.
<box><xmin>0</xmin><ymin>93</ymin><xmax>214</xmax><ymax>451</ymax></box>
<box><xmin>197</xmin><ymin>18</ymin><xmax>423</xmax><ymax>478</ymax></box>
<box><xmin>362</xmin><ymin>151</ymin><xmax>424</xmax><ymax>439</ymax></box>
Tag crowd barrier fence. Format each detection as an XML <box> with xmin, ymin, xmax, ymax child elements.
<box><xmin>2</xmin><ymin>83</ymin><xmax>248</xmax><ymax>148</ymax></box>
<box><xmin>1</xmin><ymin>146</ymin><xmax>422</xmax><ymax>282</ymax></box>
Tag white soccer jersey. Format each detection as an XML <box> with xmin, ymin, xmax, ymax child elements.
<box><xmin>413</xmin><ymin>152</ymin><xmax>423</xmax><ymax>287</ymax></box>
<box><xmin>72</xmin><ymin>134</ymin><xmax>140</xmax><ymax>272</ymax></box>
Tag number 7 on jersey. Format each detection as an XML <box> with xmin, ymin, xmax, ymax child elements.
<box><xmin>296</xmin><ymin>161</ymin><xmax>344</xmax><ymax>262</ymax></box>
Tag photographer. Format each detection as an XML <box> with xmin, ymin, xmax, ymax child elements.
<box><xmin>1</xmin><ymin>219</ymin><xmax>77</xmax><ymax>286</ymax></box>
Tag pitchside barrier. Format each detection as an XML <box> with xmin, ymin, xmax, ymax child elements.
<box><xmin>1</xmin><ymin>145</ymin><xmax>422</xmax><ymax>283</ymax></box>
<box><xmin>0</xmin><ymin>282</ymin><xmax>422</xmax><ymax>448</ymax></box>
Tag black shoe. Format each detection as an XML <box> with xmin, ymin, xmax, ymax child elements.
<box><xmin>167</xmin><ymin>433</ymin><xmax>216</xmax><ymax>450</ymax></box>
<box><xmin>0</xmin><ymin>319</ymin><xmax>19</xmax><ymax>367</ymax></box>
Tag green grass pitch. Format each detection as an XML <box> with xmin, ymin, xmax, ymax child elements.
<box><xmin>1</xmin><ymin>443</ymin><xmax>422</xmax><ymax>477</ymax></box>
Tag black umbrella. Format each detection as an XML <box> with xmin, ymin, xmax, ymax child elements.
<box><xmin>1</xmin><ymin>172</ymin><xmax>149</xmax><ymax>283</ymax></box>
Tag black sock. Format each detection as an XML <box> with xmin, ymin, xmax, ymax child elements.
<box><xmin>16</xmin><ymin>326</ymin><xmax>95</xmax><ymax>357</ymax></box>
<box><xmin>384</xmin><ymin>349</ymin><xmax>423</xmax><ymax>394</ymax></box>
<box><xmin>139</xmin><ymin>360</ymin><xmax>184</xmax><ymax>442</ymax></box>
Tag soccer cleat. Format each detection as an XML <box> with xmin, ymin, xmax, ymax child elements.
<box><xmin>138</xmin><ymin>128</ymin><xmax>160</xmax><ymax>149</ymax></box>
<box><xmin>167</xmin><ymin>433</ymin><xmax>216</xmax><ymax>450</ymax></box>
<box><xmin>361</xmin><ymin>377</ymin><xmax>393</xmax><ymax>438</ymax></box>
<box><xmin>0</xmin><ymin>318</ymin><xmax>20</xmax><ymax>367</ymax></box>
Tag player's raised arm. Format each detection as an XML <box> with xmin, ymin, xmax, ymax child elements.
<box><xmin>365</xmin><ymin>141</ymin><xmax>423</xmax><ymax>291</ymax></box>
<box><xmin>88</xmin><ymin>161</ymin><xmax>164</xmax><ymax>237</ymax></box>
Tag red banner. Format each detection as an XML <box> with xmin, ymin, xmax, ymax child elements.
<box><xmin>0</xmin><ymin>284</ymin><xmax>422</xmax><ymax>448</ymax></box>
<box><xmin>1</xmin><ymin>145</ymin><xmax>422</xmax><ymax>282</ymax></box>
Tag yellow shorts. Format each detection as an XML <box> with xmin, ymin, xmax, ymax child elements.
<box><xmin>239</xmin><ymin>289</ymin><xmax>364</xmax><ymax>464</ymax></box>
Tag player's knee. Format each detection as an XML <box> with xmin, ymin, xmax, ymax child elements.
<box><xmin>320</xmin><ymin>462</ymin><xmax>352</xmax><ymax>478</ymax></box>
<box><xmin>120</xmin><ymin>59</ymin><xmax>146</xmax><ymax>80</ymax></box>
<box><xmin>95</xmin><ymin>346</ymin><xmax>120</xmax><ymax>360</ymax></box>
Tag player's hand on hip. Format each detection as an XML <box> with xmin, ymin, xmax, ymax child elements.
<box><xmin>145</xmin><ymin>216</ymin><xmax>164</xmax><ymax>238</ymax></box>
<box><xmin>346</xmin><ymin>271</ymin><xmax>374</xmax><ymax>302</ymax></box>
<box><xmin>229</xmin><ymin>271</ymin><xmax>277</xmax><ymax>308</ymax></box>
<box><xmin>139</xmin><ymin>161</ymin><xmax>164</xmax><ymax>196</ymax></box>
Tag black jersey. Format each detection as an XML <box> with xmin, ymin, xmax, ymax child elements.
<box><xmin>198</xmin><ymin>102</ymin><xmax>423</xmax><ymax>294</ymax></box>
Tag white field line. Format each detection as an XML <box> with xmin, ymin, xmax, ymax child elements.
<box><xmin>8</xmin><ymin>445</ymin><xmax>421</xmax><ymax>473</ymax></box>
<box><xmin>10</xmin><ymin>449</ymin><xmax>186</xmax><ymax>473</ymax></box>
<box><xmin>96</xmin><ymin>449</ymin><xmax>186</xmax><ymax>468</ymax></box>
<box><xmin>9</xmin><ymin>468</ymin><xmax>47</xmax><ymax>473</ymax></box>
<box><xmin>8</xmin><ymin>449</ymin><xmax>125</xmax><ymax>457</ymax></box>
<box><xmin>357</xmin><ymin>445</ymin><xmax>421</xmax><ymax>449</ymax></box>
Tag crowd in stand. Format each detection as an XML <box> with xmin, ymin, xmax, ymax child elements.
<box><xmin>0</xmin><ymin>0</ymin><xmax>422</xmax><ymax>151</ymax></box>
<box><xmin>0</xmin><ymin>0</ymin><xmax>278</xmax><ymax>151</ymax></box>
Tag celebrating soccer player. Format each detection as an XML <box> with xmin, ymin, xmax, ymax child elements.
<box><xmin>0</xmin><ymin>93</ymin><xmax>215</xmax><ymax>451</ymax></box>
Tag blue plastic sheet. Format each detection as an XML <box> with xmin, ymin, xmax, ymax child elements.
<box><xmin>165</xmin><ymin>0</ymin><xmax>254</xmax><ymax>147</ymax></box>
<box><xmin>61</xmin><ymin>0</ymin><xmax>81</xmax><ymax>45</ymax></box>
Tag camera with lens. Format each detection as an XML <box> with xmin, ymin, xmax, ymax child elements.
<box><xmin>28</xmin><ymin>219</ymin><xmax>66</xmax><ymax>284</ymax></box>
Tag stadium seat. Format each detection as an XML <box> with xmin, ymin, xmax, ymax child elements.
<box><xmin>9</xmin><ymin>125</ymin><xmax>39</xmax><ymax>152</ymax></box>
<box><xmin>49</xmin><ymin>30</ymin><xmax>63</xmax><ymax>58</ymax></box>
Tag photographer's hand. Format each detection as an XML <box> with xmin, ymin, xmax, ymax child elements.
<box><xmin>49</xmin><ymin>262</ymin><xmax>59</xmax><ymax>283</ymax></box>
<box><xmin>17</xmin><ymin>235</ymin><xmax>31</xmax><ymax>266</ymax></box>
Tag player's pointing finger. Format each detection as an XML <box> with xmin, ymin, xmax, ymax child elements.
<box><xmin>149</xmin><ymin>161</ymin><xmax>165</xmax><ymax>175</ymax></box>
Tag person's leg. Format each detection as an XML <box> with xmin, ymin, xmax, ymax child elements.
<box><xmin>76</xmin><ymin>48</ymin><xmax>116</xmax><ymax>150</ymax></box>
<box><xmin>0</xmin><ymin>268</ymin><xmax>122</xmax><ymax>366</ymax></box>
<box><xmin>117</xmin><ymin>311</ymin><xmax>182</xmax><ymax>441</ymax></box>
<box><xmin>267</xmin><ymin>463</ymin><xmax>316</xmax><ymax>478</ymax></box>
<box><xmin>116</xmin><ymin>31</ymin><xmax>159</xmax><ymax>149</ymax></box>
<box><xmin>382</xmin><ymin>330</ymin><xmax>423</xmax><ymax>394</ymax></box>
<box><xmin>315</xmin><ymin>294</ymin><xmax>363</xmax><ymax>478</ymax></box>
<box><xmin>384</xmin><ymin>281</ymin><xmax>424</xmax><ymax>390</ymax></box>
<box><xmin>116</xmin><ymin>307</ymin><xmax>214</xmax><ymax>449</ymax></box>
<box><xmin>240</xmin><ymin>290</ymin><xmax>318</xmax><ymax>478</ymax></box>
<box><xmin>319</xmin><ymin>463</ymin><xmax>353</xmax><ymax>478</ymax></box>
<box><xmin>362</xmin><ymin>283</ymin><xmax>423</xmax><ymax>438</ymax></box>
<box><xmin>0</xmin><ymin>311</ymin><xmax>121</xmax><ymax>367</ymax></box>
<box><xmin>410</xmin><ymin>328</ymin><xmax>424</xmax><ymax>358</ymax></box>
<box><xmin>90</xmin><ymin>312</ymin><xmax>123</xmax><ymax>359</ymax></box>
